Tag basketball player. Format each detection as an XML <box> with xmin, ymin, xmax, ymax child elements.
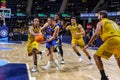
<box><xmin>66</xmin><ymin>17</ymin><xmax>92</xmax><ymax>64</ymax></box>
<box><xmin>83</xmin><ymin>10</ymin><xmax>120</xmax><ymax>80</ymax></box>
<box><xmin>54</xmin><ymin>14</ymin><xmax>65</xmax><ymax>64</ymax></box>
<box><xmin>27</xmin><ymin>18</ymin><xmax>42</xmax><ymax>72</ymax></box>
<box><xmin>41</xmin><ymin>17</ymin><xmax>60</xmax><ymax>70</ymax></box>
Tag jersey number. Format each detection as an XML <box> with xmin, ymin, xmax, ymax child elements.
<box><xmin>112</xmin><ymin>23</ymin><xmax>119</xmax><ymax>30</ymax></box>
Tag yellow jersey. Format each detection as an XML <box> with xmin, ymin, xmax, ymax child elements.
<box><xmin>69</xmin><ymin>24</ymin><xmax>83</xmax><ymax>39</ymax></box>
<box><xmin>28</xmin><ymin>25</ymin><xmax>40</xmax><ymax>41</ymax></box>
<box><xmin>100</xmin><ymin>18</ymin><xmax>120</xmax><ymax>41</ymax></box>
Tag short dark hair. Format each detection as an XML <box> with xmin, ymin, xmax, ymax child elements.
<box><xmin>98</xmin><ymin>10</ymin><xmax>108</xmax><ymax>18</ymax></box>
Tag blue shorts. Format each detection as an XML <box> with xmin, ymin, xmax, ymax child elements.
<box><xmin>46</xmin><ymin>39</ymin><xmax>57</xmax><ymax>49</ymax></box>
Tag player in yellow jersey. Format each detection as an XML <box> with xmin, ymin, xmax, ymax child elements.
<box><xmin>83</xmin><ymin>10</ymin><xmax>120</xmax><ymax>80</ymax></box>
<box><xmin>27</xmin><ymin>17</ymin><xmax>42</xmax><ymax>72</ymax></box>
<box><xmin>66</xmin><ymin>17</ymin><xmax>92</xmax><ymax>64</ymax></box>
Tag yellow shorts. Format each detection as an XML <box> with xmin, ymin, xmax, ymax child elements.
<box><xmin>27</xmin><ymin>40</ymin><xmax>39</xmax><ymax>55</ymax></box>
<box><xmin>96</xmin><ymin>36</ymin><xmax>120</xmax><ymax>60</ymax></box>
<box><xmin>71</xmin><ymin>38</ymin><xmax>85</xmax><ymax>48</ymax></box>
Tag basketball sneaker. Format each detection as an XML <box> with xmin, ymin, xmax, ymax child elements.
<box><xmin>54</xmin><ymin>60</ymin><xmax>60</xmax><ymax>70</ymax></box>
<box><xmin>61</xmin><ymin>59</ymin><xmax>65</xmax><ymax>64</ymax></box>
<box><xmin>88</xmin><ymin>59</ymin><xmax>92</xmax><ymax>65</ymax></box>
<box><xmin>31</xmin><ymin>65</ymin><xmax>37</xmax><ymax>72</ymax></box>
<box><xmin>101</xmin><ymin>76</ymin><xmax>109</xmax><ymax>80</ymax></box>
<box><xmin>79</xmin><ymin>56</ymin><xmax>83</xmax><ymax>62</ymax></box>
<box><xmin>42</xmin><ymin>61</ymin><xmax>50</xmax><ymax>70</ymax></box>
<box><xmin>42</xmin><ymin>65</ymin><xmax>50</xmax><ymax>70</ymax></box>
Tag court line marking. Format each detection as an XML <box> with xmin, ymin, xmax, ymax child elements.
<box><xmin>26</xmin><ymin>64</ymin><xmax>36</xmax><ymax>80</ymax></box>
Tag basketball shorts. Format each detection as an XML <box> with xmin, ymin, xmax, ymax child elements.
<box><xmin>71</xmin><ymin>38</ymin><xmax>85</xmax><ymax>48</ymax></box>
<box><xmin>46</xmin><ymin>39</ymin><xmax>57</xmax><ymax>49</ymax></box>
<box><xmin>96</xmin><ymin>36</ymin><xmax>120</xmax><ymax>60</ymax></box>
<box><xmin>27</xmin><ymin>40</ymin><xmax>39</xmax><ymax>55</ymax></box>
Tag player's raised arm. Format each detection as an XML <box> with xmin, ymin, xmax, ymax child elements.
<box><xmin>41</xmin><ymin>22</ymin><xmax>49</xmax><ymax>31</ymax></box>
<box><xmin>76</xmin><ymin>24</ymin><xmax>85</xmax><ymax>36</ymax></box>
<box><xmin>29</xmin><ymin>26</ymin><xmax>37</xmax><ymax>36</ymax></box>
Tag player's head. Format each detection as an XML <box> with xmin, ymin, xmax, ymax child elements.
<box><xmin>48</xmin><ymin>17</ymin><xmax>57</xmax><ymax>26</ymax></box>
<box><xmin>47</xmin><ymin>17</ymin><xmax>52</xmax><ymax>25</ymax></box>
<box><xmin>33</xmin><ymin>17</ymin><xmax>39</xmax><ymax>26</ymax></box>
<box><xmin>98</xmin><ymin>10</ymin><xmax>108</xmax><ymax>20</ymax></box>
<box><xmin>71</xmin><ymin>17</ymin><xmax>76</xmax><ymax>24</ymax></box>
<box><xmin>54</xmin><ymin>13</ymin><xmax>60</xmax><ymax>22</ymax></box>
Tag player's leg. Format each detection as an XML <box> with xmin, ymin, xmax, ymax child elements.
<box><xmin>114</xmin><ymin>55</ymin><xmax>120</xmax><ymax>68</ymax></box>
<box><xmin>26</xmin><ymin>40</ymin><xmax>32</xmax><ymax>56</ymax></box>
<box><xmin>78</xmin><ymin>38</ymin><xmax>92</xmax><ymax>64</ymax></box>
<box><xmin>93</xmin><ymin>54</ymin><xmax>108</xmax><ymax>80</ymax></box>
<box><xmin>116</xmin><ymin>58</ymin><xmax>120</xmax><ymax>68</ymax></box>
<box><xmin>42</xmin><ymin>42</ymin><xmax>51</xmax><ymax>69</ymax></box>
<box><xmin>71</xmin><ymin>39</ymin><xmax>83</xmax><ymax>62</ymax></box>
<box><xmin>83</xmin><ymin>49</ymin><xmax>92</xmax><ymax>64</ymax></box>
<box><xmin>31</xmin><ymin>41</ymin><xmax>39</xmax><ymax>72</ymax></box>
<box><xmin>94</xmin><ymin>38</ymin><xmax>115</xmax><ymax>80</ymax></box>
<box><xmin>58</xmin><ymin>46</ymin><xmax>65</xmax><ymax>64</ymax></box>
<box><xmin>57</xmin><ymin>38</ymin><xmax>65</xmax><ymax>64</ymax></box>
<box><xmin>42</xmin><ymin>40</ymin><xmax>60</xmax><ymax>70</ymax></box>
<box><xmin>52</xmin><ymin>39</ymin><xmax>60</xmax><ymax>69</ymax></box>
<box><xmin>114</xmin><ymin>37</ymin><xmax>120</xmax><ymax>68</ymax></box>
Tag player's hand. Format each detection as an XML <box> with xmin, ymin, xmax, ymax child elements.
<box><xmin>83</xmin><ymin>45</ymin><xmax>89</xmax><ymax>51</ymax></box>
<box><xmin>36</xmin><ymin>33</ymin><xmax>43</xmax><ymax>36</ymax></box>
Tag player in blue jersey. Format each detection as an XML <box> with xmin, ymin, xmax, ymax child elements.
<box><xmin>54</xmin><ymin>14</ymin><xmax>65</xmax><ymax>64</ymax></box>
<box><xmin>41</xmin><ymin>17</ymin><xmax>60</xmax><ymax>70</ymax></box>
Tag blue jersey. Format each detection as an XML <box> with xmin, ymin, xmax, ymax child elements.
<box><xmin>45</xmin><ymin>25</ymin><xmax>55</xmax><ymax>39</ymax></box>
<box><xmin>45</xmin><ymin>25</ymin><xmax>57</xmax><ymax>49</ymax></box>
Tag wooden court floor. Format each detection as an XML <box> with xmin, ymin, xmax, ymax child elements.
<box><xmin>0</xmin><ymin>42</ymin><xmax>120</xmax><ymax>80</ymax></box>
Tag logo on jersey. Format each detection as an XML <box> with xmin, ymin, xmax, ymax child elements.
<box><xmin>0</xmin><ymin>29</ymin><xmax>8</xmax><ymax>37</ymax></box>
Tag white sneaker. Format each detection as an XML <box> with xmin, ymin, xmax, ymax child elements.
<box><xmin>31</xmin><ymin>65</ymin><xmax>37</xmax><ymax>72</ymax></box>
<box><xmin>42</xmin><ymin>65</ymin><xmax>50</xmax><ymax>70</ymax></box>
<box><xmin>54</xmin><ymin>60</ymin><xmax>60</xmax><ymax>70</ymax></box>
<box><xmin>39</xmin><ymin>51</ymin><xmax>43</xmax><ymax>59</ymax></box>
<box><xmin>61</xmin><ymin>59</ymin><xmax>65</xmax><ymax>64</ymax></box>
<box><xmin>79</xmin><ymin>56</ymin><xmax>83</xmax><ymax>62</ymax></box>
<box><xmin>89</xmin><ymin>59</ymin><xmax>92</xmax><ymax>65</ymax></box>
<box><xmin>39</xmin><ymin>54</ymin><xmax>42</xmax><ymax>59</ymax></box>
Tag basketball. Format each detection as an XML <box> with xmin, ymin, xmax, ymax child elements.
<box><xmin>35</xmin><ymin>35</ymin><xmax>44</xmax><ymax>42</ymax></box>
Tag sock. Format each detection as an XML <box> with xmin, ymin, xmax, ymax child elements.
<box><xmin>54</xmin><ymin>60</ymin><xmax>60</xmax><ymax>66</ymax></box>
<box><xmin>100</xmin><ymin>70</ymin><xmax>107</xmax><ymax>78</ymax></box>
<box><xmin>58</xmin><ymin>46</ymin><xmax>63</xmax><ymax>57</ymax></box>
<box><xmin>34</xmin><ymin>62</ymin><xmax>37</xmax><ymax>66</ymax></box>
<box><xmin>76</xmin><ymin>52</ymin><xmax>81</xmax><ymax>57</ymax></box>
<box><xmin>88</xmin><ymin>56</ymin><xmax>91</xmax><ymax>60</ymax></box>
<box><xmin>39</xmin><ymin>51</ymin><xmax>42</xmax><ymax>54</ymax></box>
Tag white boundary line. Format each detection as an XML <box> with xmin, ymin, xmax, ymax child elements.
<box><xmin>0</xmin><ymin>60</ymin><xmax>36</xmax><ymax>80</ymax></box>
<box><xmin>26</xmin><ymin>64</ymin><xmax>36</xmax><ymax>80</ymax></box>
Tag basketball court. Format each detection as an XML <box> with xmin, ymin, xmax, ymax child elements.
<box><xmin>0</xmin><ymin>42</ymin><xmax>120</xmax><ymax>80</ymax></box>
<box><xmin>0</xmin><ymin>0</ymin><xmax>120</xmax><ymax>80</ymax></box>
